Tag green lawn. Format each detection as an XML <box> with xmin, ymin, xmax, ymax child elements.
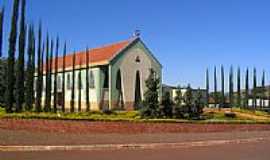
<box><xmin>0</xmin><ymin>107</ymin><xmax>270</xmax><ymax>124</ymax></box>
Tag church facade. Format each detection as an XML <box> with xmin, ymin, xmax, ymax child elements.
<box><xmin>39</xmin><ymin>37</ymin><xmax>162</xmax><ymax>112</ymax></box>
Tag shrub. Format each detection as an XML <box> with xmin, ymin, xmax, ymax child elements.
<box><xmin>224</xmin><ymin>111</ymin><xmax>236</xmax><ymax>118</ymax></box>
<box><xmin>161</xmin><ymin>92</ymin><xmax>173</xmax><ymax>118</ymax></box>
<box><xmin>140</xmin><ymin>69</ymin><xmax>160</xmax><ymax>118</ymax></box>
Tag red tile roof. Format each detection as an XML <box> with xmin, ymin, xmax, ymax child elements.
<box><xmin>46</xmin><ymin>39</ymin><xmax>133</xmax><ymax>71</ymax></box>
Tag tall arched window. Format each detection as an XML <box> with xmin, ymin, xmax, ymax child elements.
<box><xmin>57</xmin><ymin>76</ymin><xmax>62</xmax><ymax>90</ymax></box>
<box><xmin>89</xmin><ymin>71</ymin><xmax>95</xmax><ymax>88</ymax></box>
<box><xmin>67</xmin><ymin>74</ymin><xmax>71</xmax><ymax>90</ymax></box>
<box><xmin>134</xmin><ymin>70</ymin><xmax>142</xmax><ymax>110</ymax></box>
<box><xmin>116</xmin><ymin>69</ymin><xmax>124</xmax><ymax>109</ymax></box>
<box><xmin>77</xmin><ymin>72</ymin><xmax>82</xmax><ymax>90</ymax></box>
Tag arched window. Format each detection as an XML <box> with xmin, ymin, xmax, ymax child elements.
<box><xmin>43</xmin><ymin>77</ymin><xmax>46</xmax><ymax>91</ymax></box>
<box><xmin>89</xmin><ymin>71</ymin><xmax>95</xmax><ymax>88</ymax></box>
<box><xmin>116</xmin><ymin>69</ymin><xmax>124</xmax><ymax>109</ymax></box>
<box><xmin>77</xmin><ymin>72</ymin><xmax>83</xmax><ymax>90</ymax></box>
<box><xmin>57</xmin><ymin>76</ymin><xmax>62</xmax><ymax>90</ymax></box>
<box><xmin>103</xmin><ymin>69</ymin><xmax>109</xmax><ymax>88</ymax></box>
<box><xmin>67</xmin><ymin>74</ymin><xmax>71</xmax><ymax>90</ymax></box>
<box><xmin>134</xmin><ymin>70</ymin><xmax>142</xmax><ymax>109</ymax></box>
<box><xmin>135</xmin><ymin>56</ymin><xmax>141</xmax><ymax>63</ymax></box>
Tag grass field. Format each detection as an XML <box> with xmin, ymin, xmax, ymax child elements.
<box><xmin>0</xmin><ymin>107</ymin><xmax>269</xmax><ymax>124</ymax></box>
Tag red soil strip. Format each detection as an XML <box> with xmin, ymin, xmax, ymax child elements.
<box><xmin>0</xmin><ymin>119</ymin><xmax>270</xmax><ymax>134</ymax></box>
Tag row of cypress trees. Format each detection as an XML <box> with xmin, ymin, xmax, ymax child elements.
<box><xmin>0</xmin><ymin>0</ymin><xmax>93</xmax><ymax>113</ymax></box>
<box><xmin>1</xmin><ymin>0</ymin><xmax>47</xmax><ymax>113</ymax></box>
<box><xmin>206</xmin><ymin>66</ymin><xmax>268</xmax><ymax>110</ymax></box>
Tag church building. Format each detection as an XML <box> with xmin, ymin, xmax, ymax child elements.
<box><xmin>40</xmin><ymin>36</ymin><xmax>162</xmax><ymax>112</ymax></box>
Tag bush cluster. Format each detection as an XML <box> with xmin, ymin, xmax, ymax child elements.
<box><xmin>140</xmin><ymin>69</ymin><xmax>205</xmax><ymax>120</ymax></box>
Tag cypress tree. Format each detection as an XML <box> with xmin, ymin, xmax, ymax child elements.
<box><xmin>221</xmin><ymin>65</ymin><xmax>225</xmax><ymax>108</ymax></box>
<box><xmin>35</xmin><ymin>22</ymin><xmax>42</xmax><ymax>112</ymax></box>
<box><xmin>70</xmin><ymin>52</ymin><xmax>76</xmax><ymax>113</ymax></box>
<box><xmin>0</xmin><ymin>58</ymin><xmax>7</xmax><ymax>104</ymax></box>
<box><xmin>44</xmin><ymin>35</ymin><xmax>50</xmax><ymax>112</ymax></box>
<box><xmin>214</xmin><ymin>66</ymin><xmax>218</xmax><ymax>108</ymax></box>
<box><xmin>253</xmin><ymin>68</ymin><xmax>257</xmax><ymax>110</ymax></box>
<box><xmin>6</xmin><ymin>0</ymin><xmax>20</xmax><ymax>113</ymax></box>
<box><xmin>61</xmin><ymin>43</ymin><xmax>66</xmax><ymax>112</ymax></box>
<box><xmin>31</xmin><ymin>28</ymin><xmax>36</xmax><ymax>109</ymax></box>
<box><xmin>261</xmin><ymin>70</ymin><xmax>265</xmax><ymax>108</ymax></box>
<box><xmin>237</xmin><ymin>67</ymin><xmax>241</xmax><ymax>108</ymax></box>
<box><xmin>140</xmin><ymin>69</ymin><xmax>160</xmax><ymax>118</ymax></box>
<box><xmin>205</xmin><ymin>68</ymin><xmax>209</xmax><ymax>108</ymax></box>
<box><xmin>15</xmin><ymin>0</ymin><xmax>26</xmax><ymax>112</ymax></box>
<box><xmin>268</xmin><ymin>77</ymin><xmax>270</xmax><ymax>108</ymax></box>
<box><xmin>229</xmin><ymin>66</ymin><xmax>234</xmax><ymax>109</ymax></box>
<box><xmin>161</xmin><ymin>91</ymin><xmax>173</xmax><ymax>118</ymax></box>
<box><xmin>78</xmin><ymin>58</ymin><xmax>82</xmax><ymax>112</ymax></box>
<box><xmin>194</xmin><ymin>88</ymin><xmax>204</xmax><ymax>117</ymax></box>
<box><xmin>53</xmin><ymin>37</ymin><xmax>59</xmax><ymax>113</ymax></box>
<box><xmin>25</xmin><ymin>26</ymin><xmax>31</xmax><ymax>109</ymax></box>
<box><xmin>25</xmin><ymin>26</ymin><xmax>34</xmax><ymax>111</ymax></box>
<box><xmin>245</xmin><ymin>68</ymin><xmax>249</xmax><ymax>108</ymax></box>
<box><xmin>41</xmin><ymin>43</ymin><xmax>44</xmax><ymax>105</ymax></box>
<box><xmin>0</xmin><ymin>7</ymin><xmax>4</xmax><ymax>57</ymax></box>
<box><xmin>48</xmin><ymin>39</ymin><xmax>53</xmax><ymax>111</ymax></box>
<box><xmin>85</xmin><ymin>48</ymin><xmax>90</xmax><ymax>112</ymax></box>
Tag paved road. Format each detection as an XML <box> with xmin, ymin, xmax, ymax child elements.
<box><xmin>1</xmin><ymin>128</ymin><xmax>270</xmax><ymax>145</ymax></box>
<box><xmin>1</xmin><ymin>140</ymin><xmax>270</xmax><ymax>160</ymax></box>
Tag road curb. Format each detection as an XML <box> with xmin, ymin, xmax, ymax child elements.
<box><xmin>0</xmin><ymin>137</ymin><xmax>268</xmax><ymax>152</ymax></box>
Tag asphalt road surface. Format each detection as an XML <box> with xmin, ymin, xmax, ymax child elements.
<box><xmin>1</xmin><ymin>139</ymin><xmax>270</xmax><ymax>160</ymax></box>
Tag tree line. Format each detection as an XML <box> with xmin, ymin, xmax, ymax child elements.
<box><xmin>205</xmin><ymin>66</ymin><xmax>269</xmax><ymax>111</ymax></box>
<box><xmin>0</xmin><ymin>0</ymin><xmax>91</xmax><ymax>113</ymax></box>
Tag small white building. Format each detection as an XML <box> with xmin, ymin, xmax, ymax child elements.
<box><xmin>162</xmin><ymin>84</ymin><xmax>207</xmax><ymax>104</ymax></box>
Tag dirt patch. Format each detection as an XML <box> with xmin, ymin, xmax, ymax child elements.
<box><xmin>1</xmin><ymin>119</ymin><xmax>270</xmax><ymax>146</ymax></box>
<box><xmin>1</xmin><ymin>119</ymin><xmax>270</xmax><ymax>134</ymax></box>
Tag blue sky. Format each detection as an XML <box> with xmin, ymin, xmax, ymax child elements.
<box><xmin>1</xmin><ymin>0</ymin><xmax>270</xmax><ymax>90</ymax></box>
